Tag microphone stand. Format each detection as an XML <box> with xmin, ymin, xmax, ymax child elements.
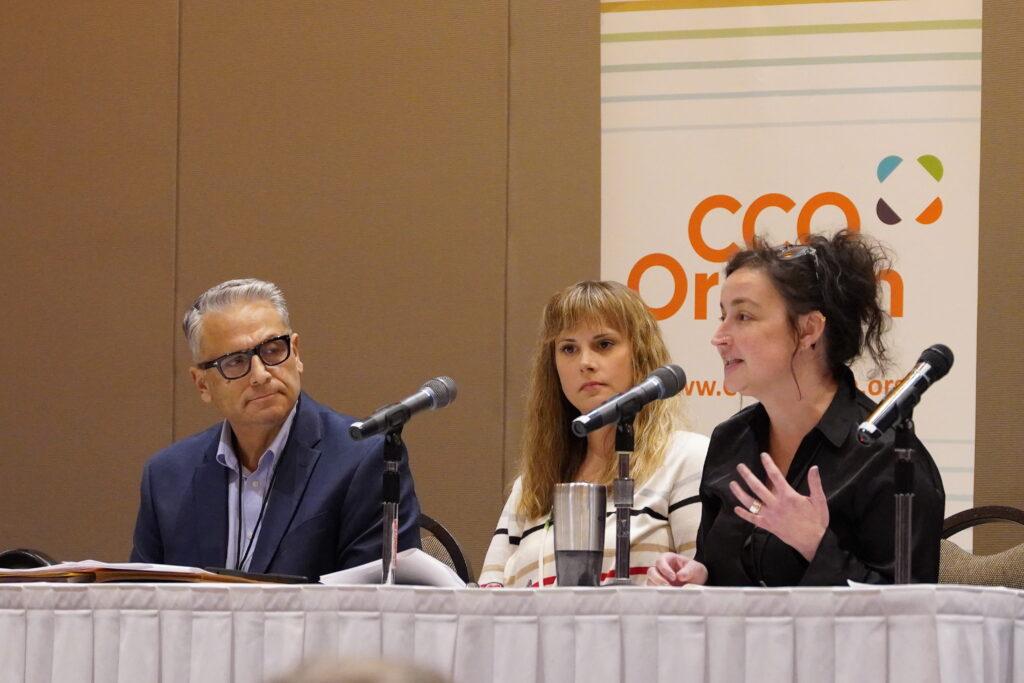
<box><xmin>381</xmin><ymin>427</ymin><xmax>404</xmax><ymax>585</ymax></box>
<box><xmin>893</xmin><ymin>414</ymin><xmax>915</xmax><ymax>584</ymax></box>
<box><xmin>610</xmin><ymin>413</ymin><xmax>636</xmax><ymax>585</ymax></box>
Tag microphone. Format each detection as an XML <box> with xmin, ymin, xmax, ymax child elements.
<box><xmin>857</xmin><ymin>344</ymin><xmax>954</xmax><ymax>445</ymax></box>
<box><xmin>349</xmin><ymin>376</ymin><xmax>457</xmax><ymax>440</ymax></box>
<box><xmin>571</xmin><ymin>365</ymin><xmax>686</xmax><ymax>437</ymax></box>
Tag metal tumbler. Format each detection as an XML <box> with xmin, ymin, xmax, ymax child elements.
<box><xmin>552</xmin><ymin>482</ymin><xmax>607</xmax><ymax>587</ymax></box>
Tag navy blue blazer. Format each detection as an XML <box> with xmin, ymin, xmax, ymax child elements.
<box><xmin>130</xmin><ymin>393</ymin><xmax>421</xmax><ymax>580</ymax></box>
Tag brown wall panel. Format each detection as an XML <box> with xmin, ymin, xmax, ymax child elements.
<box><xmin>504</xmin><ymin>3</ymin><xmax>602</xmax><ymax>493</ymax></box>
<box><xmin>974</xmin><ymin>2</ymin><xmax>1024</xmax><ymax>554</ymax></box>
<box><xmin>0</xmin><ymin>3</ymin><xmax>178</xmax><ymax>560</ymax></box>
<box><xmin>12</xmin><ymin>0</ymin><xmax>1015</xmax><ymax>577</ymax></box>
<box><xmin>173</xmin><ymin>2</ymin><xmax>510</xmax><ymax>572</ymax></box>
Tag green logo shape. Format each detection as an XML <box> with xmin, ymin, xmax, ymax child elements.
<box><xmin>917</xmin><ymin>154</ymin><xmax>943</xmax><ymax>181</ymax></box>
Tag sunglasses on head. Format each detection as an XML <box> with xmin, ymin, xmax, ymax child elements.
<box><xmin>773</xmin><ymin>243</ymin><xmax>819</xmax><ymax>281</ymax></box>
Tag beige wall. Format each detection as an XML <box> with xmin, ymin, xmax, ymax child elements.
<box><xmin>2</xmin><ymin>2</ymin><xmax>179</xmax><ymax>561</ymax></box>
<box><xmin>975</xmin><ymin>1</ymin><xmax>1024</xmax><ymax>553</ymax></box>
<box><xmin>1</xmin><ymin>2</ymin><xmax>598</xmax><ymax>575</ymax></box>
<box><xmin>1</xmin><ymin>1</ymin><xmax>1020</xmax><ymax>575</ymax></box>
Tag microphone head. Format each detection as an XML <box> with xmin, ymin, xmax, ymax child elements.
<box><xmin>571</xmin><ymin>414</ymin><xmax>592</xmax><ymax>438</ymax></box>
<box><xmin>651</xmin><ymin>364</ymin><xmax>686</xmax><ymax>398</ymax></box>
<box><xmin>348</xmin><ymin>421</ymin><xmax>368</xmax><ymax>440</ymax></box>
<box><xmin>919</xmin><ymin>344</ymin><xmax>954</xmax><ymax>382</ymax></box>
<box><xmin>856</xmin><ymin>422</ymin><xmax>881</xmax><ymax>445</ymax></box>
<box><xmin>422</xmin><ymin>375</ymin><xmax>458</xmax><ymax>408</ymax></box>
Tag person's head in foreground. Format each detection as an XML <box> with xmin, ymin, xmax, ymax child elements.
<box><xmin>272</xmin><ymin>657</ymin><xmax>448</xmax><ymax>683</ymax></box>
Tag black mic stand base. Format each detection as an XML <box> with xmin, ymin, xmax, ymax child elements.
<box><xmin>381</xmin><ymin>427</ymin><xmax>404</xmax><ymax>585</ymax></box>
<box><xmin>893</xmin><ymin>417</ymin><xmax>915</xmax><ymax>585</ymax></box>
<box><xmin>611</xmin><ymin>417</ymin><xmax>636</xmax><ymax>586</ymax></box>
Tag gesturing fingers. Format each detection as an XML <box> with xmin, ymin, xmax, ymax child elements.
<box><xmin>736</xmin><ymin>462</ymin><xmax>775</xmax><ymax>504</ymax></box>
<box><xmin>760</xmin><ymin>451</ymin><xmax>791</xmax><ymax>492</ymax></box>
<box><xmin>733</xmin><ymin>503</ymin><xmax>763</xmax><ymax>528</ymax></box>
<box><xmin>729</xmin><ymin>480</ymin><xmax>759</xmax><ymax>511</ymax></box>
<box><xmin>806</xmin><ymin>465</ymin><xmax>830</xmax><ymax>525</ymax></box>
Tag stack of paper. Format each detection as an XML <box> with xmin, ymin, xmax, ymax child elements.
<box><xmin>320</xmin><ymin>548</ymin><xmax>466</xmax><ymax>587</ymax></box>
<box><xmin>0</xmin><ymin>560</ymin><xmax>263</xmax><ymax>583</ymax></box>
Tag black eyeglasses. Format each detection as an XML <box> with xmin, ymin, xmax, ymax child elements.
<box><xmin>774</xmin><ymin>243</ymin><xmax>820</xmax><ymax>281</ymax></box>
<box><xmin>197</xmin><ymin>334</ymin><xmax>292</xmax><ymax>380</ymax></box>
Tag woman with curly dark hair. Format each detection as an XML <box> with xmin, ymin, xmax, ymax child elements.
<box><xmin>648</xmin><ymin>230</ymin><xmax>945</xmax><ymax>587</ymax></box>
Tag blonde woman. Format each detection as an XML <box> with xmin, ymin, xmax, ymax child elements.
<box><xmin>479</xmin><ymin>281</ymin><xmax>708</xmax><ymax>587</ymax></box>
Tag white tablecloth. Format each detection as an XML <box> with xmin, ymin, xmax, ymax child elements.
<box><xmin>0</xmin><ymin>583</ymin><xmax>1019</xmax><ymax>683</ymax></box>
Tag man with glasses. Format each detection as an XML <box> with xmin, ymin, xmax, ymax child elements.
<box><xmin>130</xmin><ymin>278</ymin><xmax>421</xmax><ymax>580</ymax></box>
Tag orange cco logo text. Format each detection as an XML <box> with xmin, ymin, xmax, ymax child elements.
<box><xmin>628</xmin><ymin>155</ymin><xmax>946</xmax><ymax>322</ymax></box>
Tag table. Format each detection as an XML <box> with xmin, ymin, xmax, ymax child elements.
<box><xmin>0</xmin><ymin>583</ymin><xmax>1020</xmax><ymax>683</ymax></box>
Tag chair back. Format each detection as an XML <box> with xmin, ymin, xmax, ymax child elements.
<box><xmin>418</xmin><ymin>513</ymin><xmax>472</xmax><ymax>583</ymax></box>
<box><xmin>939</xmin><ymin>505</ymin><xmax>1024</xmax><ymax>589</ymax></box>
<box><xmin>0</xmin><ymin>548</ymin><xmax>56</xmax><ymax>569</ymax></box>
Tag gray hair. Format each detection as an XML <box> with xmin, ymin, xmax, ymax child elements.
<box><xmin>182</xmin><ymin>278</ymin><xmax>290</xmax><ymax>360</ymax></box>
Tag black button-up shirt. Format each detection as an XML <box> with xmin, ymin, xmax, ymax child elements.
<box><xmin>696</xmin><ymin>368</ymin><xmax>945</xmax><ymax>586</ymax></box>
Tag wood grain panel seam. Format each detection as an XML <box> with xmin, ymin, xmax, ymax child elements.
<box><xmin>171</xmin><ymin>0</ymin><xmax>183</xmax><ymax>444</ymax></box>
<box><xmin>501</xmin><ymin>0</ymin><xmax>512</xmax><ymax>500</ymax></box>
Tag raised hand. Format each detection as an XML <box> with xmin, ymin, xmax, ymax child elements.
<box><xmin>729</xmin><ymin>452</ymin><xmax>829</xmax><ymax>562</ymax></box>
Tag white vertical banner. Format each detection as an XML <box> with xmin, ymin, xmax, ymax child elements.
<box><xmin>600</xmin><ymin>0</ymin><xmax>981</xmax><ymax>529</ymax></box>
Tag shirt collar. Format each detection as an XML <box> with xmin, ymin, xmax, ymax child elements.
<box><xmin>215</xmin><ymin>400</ymin><xmax>299</xmax><ymax>475</ymax></box>
<box><xmin>743</xmin><ymin>366</ymin><xmax>858</xmax><ymax>450</ymax></box>
<box><xmin>814</xmin><ymin>366</ymin><xmax>860</xmax><ymax>448</ymax></box>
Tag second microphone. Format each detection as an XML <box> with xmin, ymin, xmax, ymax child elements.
<box><xmin>571</xmin><ymin>365</ymin><xmax>686</xmax><ymax>437</ymax></box>
<box><xmin>349</xmin><ymin>376</ymin><xmax>458</xmax><ymax>440</ymax></box>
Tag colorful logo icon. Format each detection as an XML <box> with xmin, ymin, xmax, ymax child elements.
<box><xmin>875</xmin><ymin>154</ymin><xmax>944</xmax><ymax>225</ymax></box>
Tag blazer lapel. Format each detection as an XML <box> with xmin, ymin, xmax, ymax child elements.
<box><xmin>248</xmin><ymin>395</ymin><xmax>323</xmax><ymax>574</ymax></box>
<box><xmin>191</xmin><ymin>439</ymin><xmax>229</xmax><ymax>569</ymax></box>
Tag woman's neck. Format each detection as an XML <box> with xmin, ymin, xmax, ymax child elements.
<box><xmin>759</xmin><ymin>365</ymin><xmax>839</xmax><ymax>474</ymax></box>
<box><xmin>574</xmin><ymin>425</ymin><xmax>616</xmax><ymax>482</ymax></box>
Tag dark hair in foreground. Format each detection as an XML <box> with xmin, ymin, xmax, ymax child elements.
<box><xmin>725</xmin><ymin>229</ymin><xmax>892</xmax><ymax>377</ymax></box>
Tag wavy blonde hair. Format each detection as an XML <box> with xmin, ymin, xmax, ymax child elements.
<box><xmin>517</xmin><ymin>281</ymin><xmax>680</xmax><ymax>520</ymax></box>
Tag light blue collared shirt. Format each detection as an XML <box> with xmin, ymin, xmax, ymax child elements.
<box><xmin>216</xmin><ymin>402</ymin><xmax>298</xmax><ymax>571</ymax></box>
